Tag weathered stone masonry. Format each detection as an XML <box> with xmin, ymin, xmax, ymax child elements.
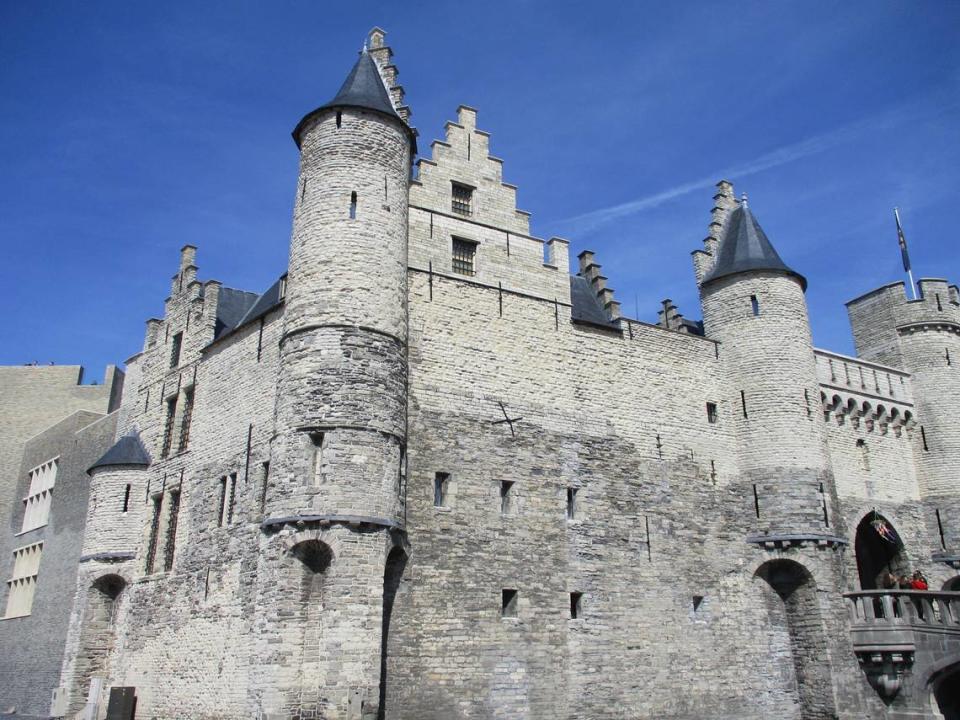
<box><xmin>3</xmin><ymin>25</ymin><xmax>955</xmax><ymax>720</ymax></box>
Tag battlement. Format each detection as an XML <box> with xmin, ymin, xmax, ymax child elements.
<box><xmin>847</xmin><ymin>278</ymin><xmax>960</xmax><ymax>367</ymax></box>
<box><xmin>691</xmin><ymin>180</ymin><xmax>738</xmax><ymax>285</ymax></box>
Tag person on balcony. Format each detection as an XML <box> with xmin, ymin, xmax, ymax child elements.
<box><xmin>910</xmin><ymin>571</ymin><xmax>928</xmax><ymax>591</ymax></box>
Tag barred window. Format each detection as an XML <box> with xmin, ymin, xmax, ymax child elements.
<box><xmin>177</xmin><ymin>388</ymin><xmax>195</xmax><ymax>452</ymax></box>
<box><xmin>452</xmin><ymin>238</ymin><xmax>477</xmax><ymax>277</ymax></box>
<box><xmin>170</xmin><ymin>332</ymin><xmax>183</xmax><ymax>368</ymax></box>
<box><xmin>161</xmin><ymin>397</ymin><xmax>177</xmax><ymax>458</ymax></box>
<box><xmin>145</xmin><ymin>495</ymin><xmax>162</xmax><ymax>573</ymax></box>
<box><xmin>163</xmin><ymin>490</ymin><xmax>181</xmax><ymax>572</ymax></box>
<box><xmin>451</xmin><ymin>182</ymin><xmax>473</xmax><ymax>216</ymax></box>
<box><xmin>219</xmin><ymin>473</ymin><xmax>237</xmax><ymax>527</ymax></box>
<box><xmin>4</xmin><ymin>542</ymin><xmax>43</xmax><ymax>618</ymax></box>
<box><xmin>706</xmin><ymin>402</ymin><xmax>718</xmax><ymax>424</ymax></box>
<box><xmin>21</xmin><ymin>458</ymin><xmax>58</xmax><ymax>532</ymax></box>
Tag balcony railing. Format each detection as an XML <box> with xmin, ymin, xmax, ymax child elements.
<box><xmin>844</xmin><ymin>589</ymin><xmax>960</xmax><ymax>630</ymax></box>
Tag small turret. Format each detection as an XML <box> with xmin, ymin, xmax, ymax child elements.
<box><xmin>699</xmin><ymin>194</ymin><xmax>836</xmax><ymax>538</ymax></box>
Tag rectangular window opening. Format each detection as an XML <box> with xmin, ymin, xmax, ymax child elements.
<box><xmin>566</xmin><ymin>487</ymin><xmax>578</xmax><ymax>520</ymax></box>
<box><xmin>804</xmin><ymin>389</ymin><xmax>812</xmax><ymax>417</ymax></box>
<box><xmin>122</xmin><ymin>484</ymin><xmax>131</xmax><ymax>513</ymax></box>
<box><xmin>750</xmin><ymin>295</ymin><xmax>760</xmax><ymax>316</ymax></box>
<box><xmin>740</xmin><ymin>390</ymin><xmax>748</xmax><ymax>419</ymax></box>
<box><xmin>349</xmin><ymin>191</ymin><xmax>357</xmax><ymax>219</ymax></box>
<box><xmin>570</xmin><ymin>591</ymin><xmax>583</xmax><ymax>619</ymax></box>
<box><xmin>170</xmin><ymin>332</ymin><xmax>183</xmax><ymax>368</ymax></box>
<box><xmin>4</xmin><ymin>542</ymin><xmax>43</xmax><ymax>618</ymax></box>
<box><xmin>434</xmin><ymin>472</ymin><xmax>449</xmax><ymax>508</ymax></box>
<box><xmin>20</xmin><ymin>458</ymin><xmax>58</xmax><ymax>533</ymax></box>
<box><xmin>452</xmin><ymin>237</ymin><xmax>477</xmax><ymax>277</ymax></box>
<box><xmin>499</xmin><ymin>480</ymin><xmax>514</xmax><ymax>515</ymax></box>
<box><xmin>921</xmin><ymin>426</ymin><xmax>929</xmax><ymax>452</ymax></box>
<box><xmin>177</xmin><ymin>387</ymin><xmax>194</xmax><ymax>452</ymax></box>
<box><xmin>451</xmin><ymin>182</ymin><xmax>473</xmax><ymax>216</ymax></box>
<box><xmin>161</xmin><ymin>397</ymin><xmax>177</xmax><ymax>458</ymax></box>
<box><xmin>752</xmin><ymin>484</ymin><xmax>761</xmax><ymax>519</ymax></box>
<box><xmin>936</xmin><ymin>509</ymin><xmax>947</xmax><ymax>550</ymax></box>
<box><xmin>706</xmin><ymin>402</ymin><xmax>718</xmax><ymax>424</ymax></box>
<box><xmin>692</xmin><ymin>595</ymin><xmax>704</xmax><ymax>612</ymax></box>
<box><xmin>501</xmin><ymin>588</ymin><xmax>518</xmax><ymax>618</ymax></box>
<box><xmin>819</xmin><ymin>482</ymin><xmax>829</xmax><ymax>527</ymax></box>
<box><xmin>163</xmin><ymin>490</ymin><xmax>181</xmax><ymax>572</ymax></box>
<box><xmin>947</xmin><ymin>349</ymin><xmax>952</xmax><ymax>367</ymax></box>
<box><xmin>310</xmin><ymin>432</ymin><xmax>325</xmax><ymax>486</ymax></box>
<box><xmin>260</xmin><ymin>462</ymin><xmax>270</xmax><ymax>514</ymax></box>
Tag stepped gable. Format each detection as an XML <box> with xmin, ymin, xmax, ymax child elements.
<box><xmin>87</xmin><ymin>431</ymin><xmax>151</xmax><ymax>474</ymax></box>
<box><xmin>571</xmin><ymin>251</ymin><xmax>621</xmax><ymax>329</ymax></box>
<box><xmin>701</xmin><ymin>196</ymin><xmax>807</xmax><ymax>290</ymax></box>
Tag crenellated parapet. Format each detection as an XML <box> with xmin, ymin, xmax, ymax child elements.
<box><xmin>692</xmin><ymin>180</ymin><xmax>738</xmax><ymax>285</ymax></box>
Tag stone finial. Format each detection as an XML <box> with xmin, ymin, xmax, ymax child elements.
<box><xmin>368</xmin><ymin>27</ymin><xmax>386</xmax><ymax>49</ymax></box>
<box><xmin>457</xmin><ymin>105</ymin><xmax>477</xmax><ymax>130</ymax></box>
<box><xmin>180</xmin><ymin>245</ymin><xmax>197</xmax><ymax>271</ymax></box>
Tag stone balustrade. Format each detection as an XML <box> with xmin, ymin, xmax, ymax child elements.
<box><xmin>843</xmin><ymin>590</ymin><xmax>960</xmax><ymax>704</ymax></box>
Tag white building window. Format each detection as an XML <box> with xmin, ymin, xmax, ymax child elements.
<box><xmin>21</xmin><ymin>458</ymin><xmax>58</xmax><ymax>532</ymax></box>
<box><xmin>5</xmin><ymin>542</ymin><xmax>43</xmax><ymax>618</ymax></box>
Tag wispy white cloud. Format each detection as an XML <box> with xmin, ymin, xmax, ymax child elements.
<box><xmin>554</xmin><ymin>92</ymin><xmax>957</xmax><ymax>237</ymax></box>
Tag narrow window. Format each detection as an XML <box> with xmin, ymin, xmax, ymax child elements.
<box><xmin>706</xmin><ymin>402</ymin><xmax>718</xmax><ymax>424</ymax></box>
<box><xmin>566</xmin><ymin>487</ymin><xmax>578</xmax><ymax>520</ymax></box>
<box><xmin>434</xmin><ymin>472</ymin><xmax>449</xmax><ymax>507</ymax></box>
<box><xmin>501</xmin><ymin>588</ymin><xmax>518</xmax><ymax>618</ymax></box>
<box><xmin>122</xmin><ymin>484</ymin><xmax>131</xmax><ymax>513</ymax></box>
<box><xmin>451</xmin><ymin>182</ymin><xmax>473</xmax><ymax>216</ymax></box>
<box><xmin>947</xmin><ymin>349</ymin><xmax>952</xmax><ymax>367</ymax></box>
<box><xmin>569</xmin><ymin>592</ymin><xmax>583</xmax><ymax>619</ymax></box>
<box><xmin>163</xmin><ymin>490</ymin><xmax>181</xmax><ymax>572</ymax></box>
<box><xmin>857</xmin><ymin>438</ymin><xmax>870</xmax><ymax>472</ymax></box>
<box><xmin>740</xmin><ymin>390</ymin><xmax>748</xmax><ymax>419</ymax></box>
<box><xmin>936</xmin><ymin>293</ymin><xmax>943</xmax><ymax>311</ymax></box>
<box><xmin>921</xmin><ymin>426</ymin><xmax>929</xmax><ymax>452</ymax></box>
<box><xmin>750</xmin><ymin>295</ymin><xmax>759</xmax><ymax>316</ymax></box>
<box><xmin>161</xmin><ymin>397</ymin><xmax>177</xmax><ymax>458</ymax></box>
<box><xmin>710</xmin><ymin>460</ymin><xmax>717</xmax><ymax>485</ymax></box>
<box><xmin>936</xmin><ymin>509</ymin><xmax>946</xmax><ymax>550</ymax></box>
<box><xmin>177</xmin><ymin>387</ymin><xmax>194</xmax><ymax>452</ymax></box>
<box><xmin>804</xmin><ymin>389</ymin><xmax>812</xmax><ymax>417</ymax></box>
<box><xmin>349</xmin><ymin>191</ymin><xmax>357</xmax><ymax>219</ymax></box>
<box><xmin>219</xmin><ymin>473</ymin><xmax>237</xmax><ymax>526</ymax></box>
<box><xmin>145</xmin><ymin>495</ymin><xmax>162</xmax><ymax>573</ymax></box>
<box><xmin>752</xmin><ymin>484</ymin><xmax>760</xmax><ymax>518</ymax></box>
<box><xmin>335</xmin><ymin>110</ymin><xmax>342</xmax><ymax>128</ymax></box>
<box><xmin>499</xmin><ymin>481</ymin><xmax>514</xmax><ymax>515</ymax></box>
<box><xmin>260</xmin><ymin>461</ymin><xmax>270</xmax><ymax>514</ymax></box>
<box><xmin>170</xmin><ymin>332</ymin><xmax>183</xmax><ymax>368</ymax></box>
<box><xmin>692</xmin><ymin>595</ymin><xmax>704</xmax><ymax>612</ymax></box>
<box><xmin>310</xmin><ymin>432</ymin><xmax>325</xmax><ymax>486</ymax></box>
<box><xmin>818</xmin><ymin>482</ymin><xmax>829</xmax><ymax>526</ymax></box>
<box><xmin>451</xmin><ymin>237</ymin><xmax>477</xmax><ymax>276</ymax></box>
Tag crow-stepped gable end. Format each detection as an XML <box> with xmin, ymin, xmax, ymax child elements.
<box><xmin>1</xmin><ymin>27</ymin><xmax>959</xmax><ymax>720</ymax></box>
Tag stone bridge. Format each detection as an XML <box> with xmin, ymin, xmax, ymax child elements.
<box><xmin>844</xmin><ymin>590</ymin><xmax>960</xmax><ymax>719</ymax></box>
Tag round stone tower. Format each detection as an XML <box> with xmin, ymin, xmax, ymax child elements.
<box><xmin>254</xmin><ymin>34</ymin><xmax>414</xmax><ymax>720</ymax></box>
<box><xmin>700</xmin><ymin>197</ymin><xmax>838</xmax><ymax>537</ymax></box>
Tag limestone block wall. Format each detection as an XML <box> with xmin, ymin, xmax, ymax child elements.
<box><xmin>390</xmin><ymin>269</ymin><xmax>874</xmax><ymax>719</ymax></box>
<box><xmin>81</xmin><ymin>466</ymin><xmax>151</xmax><ymax>558</ymax></box>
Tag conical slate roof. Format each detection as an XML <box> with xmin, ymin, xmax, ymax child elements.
<box><xmin>293</xmin><ymin>50</ymin><xmax>411</xmax><ymax>147</ymax></box>
<box><xmin>88</xmin><ymin>431</ymin><xmax>151</xmax><ymax>474</ymax></box>
<box><xmin>701</xmin><ymin>201</ymin><xmax>806</xmax><ymax>290</ymax></box>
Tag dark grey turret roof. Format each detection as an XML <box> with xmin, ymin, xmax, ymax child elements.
<box><xmin>88</xmin><ymin>431</ymin><xmax>151</xmax><ymax>474</ymax></box>
<box><xmin>293</xmin><ymin>50</ymin><xmax>412</xmax><ymax>147</ymax></box>
<box><xmin>701</xmin><ymin>202</ymin><xmax>807</xmax><ymax>290</ymax></box>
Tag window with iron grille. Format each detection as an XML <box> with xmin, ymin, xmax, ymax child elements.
<box><xmin>161</xmin><ymin>397</ymin><xmax>177</xmax><ymax>458</ymax></box>
<box><xmin>177</xmin><ymin>388</ymin><xmax>194</xmax><ymax>452</ymax></box>
<box><xmin>170</xmin><ymin>332</ymin><xmax>183</xmax><ymax>368</ymax></box>
<box><xmin>145</xmin><ymin>495</ymin><xmax>162</xmax><ymax>573</ymax></box>
<box><xmin>219</xmin><ymin>473</ymin><xmax>237</xmax><ymax>526</ymax></box>
<box><xmin>452</xmin><ymin>238</ymin><xmax>477</xmax><ymax>277</ymax></box>
<box><xmin>163</xmin><ymin>490</ymin><xmax>181</xmax><ymax>572</ymax></box>
<box><xmin>451</xmin><ymin>182</ymin><xmax>473</xmax><ymax>216</ymax></box>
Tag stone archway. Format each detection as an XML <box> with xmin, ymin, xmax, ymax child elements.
<box><xmin>854</xmin><ymin>512</ymin><xmax>907</xmax><ymax>589</ymax></box>
<box><xmin>755</xmin><ymin>559</ymin><xmax>836</xmax><ymax>720</ymax></box>
<box><xmin>70</xmin><ymin>574</ymin><xmax>126</xmax><ymax>714</ymax></box>
<box><xmin>942</xmin><ymin>576</ymin><xmax>960</xmax><ymax>592</ymax></box>
<box><xmin>378</xmin><ymin>545</ymin><xmax>408</xmax><ymax>720</ymax></box>
<box><xmin>288</xmin><ymin>539</ymin><xmax>334</xmax><ymax>718</ymax></box>
<box><xmin>931</xmin><ymin>660</ymin><xmax>960</xmax><ymax>720</ymax></box>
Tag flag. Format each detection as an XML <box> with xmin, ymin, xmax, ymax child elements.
<box><xmin>871</xmin><ymin>517</ymin><xmax>903</xmax><ymax>546</ymax></box>
<box><xmin>895</xmin><ymin>208</ymin><xmax>911</xmax><ymax>273</ymax></box>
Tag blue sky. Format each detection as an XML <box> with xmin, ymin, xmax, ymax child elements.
<box><xmin>2</xmin><ymin>1</ymin><xmax>958</xmax><ymax>380</ymax></box>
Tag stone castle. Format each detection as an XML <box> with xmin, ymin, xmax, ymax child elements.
<box><xmin>1</xmin><ymin>26</ymin><xmax>959</xmax><ymax>720</ymax></box>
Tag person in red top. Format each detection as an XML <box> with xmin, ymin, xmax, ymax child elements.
<box><xmin>910</xmin><ymin>570</ymin><xmax>928</xmax><ymax>590</ymax></box>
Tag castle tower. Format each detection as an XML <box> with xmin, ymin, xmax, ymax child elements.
<box><xmin>699</xmin><ymin>197</ymin><xmax>838</xmax><ymax>537</ymax></box>
<box><xmin>254</xmin><ymin>29</ymin><xmax>414</xmax><ymax>719</ymax></box>
<box><xmin>847</xmin><ymin>278</ymin><xmax>960</xmax><ymax>565</ymax></box>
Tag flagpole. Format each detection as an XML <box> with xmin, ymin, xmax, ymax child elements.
<box><xmin>894</xmin><ymin>207</ymin><xmax>917</xmax><ymax>300</ymax></box>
